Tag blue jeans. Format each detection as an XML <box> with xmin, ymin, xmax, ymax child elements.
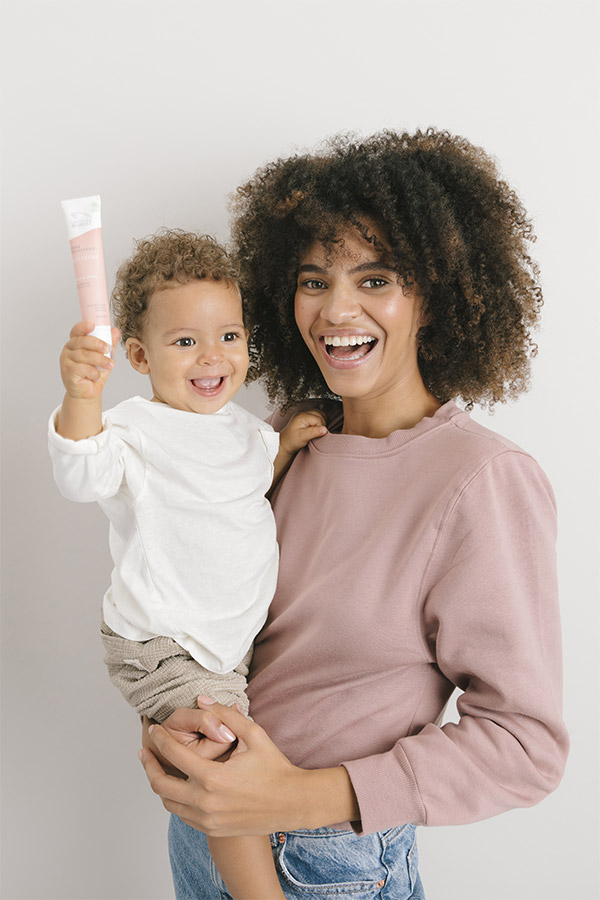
<box><xmin>169</xmin><ymin>814</ymin><xmax>426</xmax><ymax>899</ymax></box>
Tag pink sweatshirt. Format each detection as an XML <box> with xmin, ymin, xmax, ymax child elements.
<box><xmin>247</xmin><ymin>400</ymin><xmax>568</xmax><ymax>834</ymax></box>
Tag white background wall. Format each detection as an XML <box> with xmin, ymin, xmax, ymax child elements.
<box><xmin>1</xmin><ymin>1</ymin><xmax>598</xmax><ymax>898</ymax></box>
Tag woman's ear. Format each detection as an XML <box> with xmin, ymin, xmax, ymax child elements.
<box><xmin>126</xmin><ymin>337</ymin><xmax>151</xmax><ymax>374</ymax></box>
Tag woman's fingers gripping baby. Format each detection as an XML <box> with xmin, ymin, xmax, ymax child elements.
<box><xmin>159</xmin><ymin>702</ymin><xmax>238</xmax><ymax>762</ymax></box>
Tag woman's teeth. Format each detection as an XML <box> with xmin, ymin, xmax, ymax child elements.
<box><xmin>324</xmin><ymin>335</ymin><xmax>375</xmax><ymax>347</ymax></box>
<box><xmin>323</xmin><ymin>335</ymin><xmax>377</xmax><ymax>360</ymax></box>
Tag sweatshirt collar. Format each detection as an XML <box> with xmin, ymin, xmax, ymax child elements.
<box><xmin>310</xmin><ymin>400</ymin><xmax>464</xmax><ymax>457</ymax></box>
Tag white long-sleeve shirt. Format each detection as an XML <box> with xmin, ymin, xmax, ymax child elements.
<box><xmin>49</xmin><ymin>396</ymin><xmax>279</xmax><ymax>673</ymax></box>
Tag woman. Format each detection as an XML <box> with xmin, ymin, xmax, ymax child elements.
<box><xmin>140</xmin><ymin>129</ymin><xmax>569</xmax><ymax>899</ymax></box>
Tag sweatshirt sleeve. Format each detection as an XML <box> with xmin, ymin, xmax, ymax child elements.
<box><xmin>48</xmin><ymin>406</ymin><xmax>135</xmax><ymax>502</ymax></box>
<box><xmin>343</xmin><ymin>450</ymin><xmax>569</xmax><ymax>833</ymax></box>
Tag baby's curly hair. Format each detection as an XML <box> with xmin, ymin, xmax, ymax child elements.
<box><xmin>231</xmin><ymin>129</ymin><xmax>543</xmax><ymax>410</ymax></box>
<box><xmin>112</xmin><ymin>229</ymin><xmax>239</xmax><ymax>345</ymax></box>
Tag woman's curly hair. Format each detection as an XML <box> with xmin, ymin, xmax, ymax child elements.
<box><xmin>231</xmin><ymin>129</ymin><xmax>542</xmax><ymax>410</ymax></box>
<box><xmin>112</xmin><ymin>229</ymin><xmax>239</xmax><ymax>346</ymax></box>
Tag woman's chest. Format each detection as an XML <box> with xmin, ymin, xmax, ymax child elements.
<box><xmin>267</xmin><ymin>450</ymin><xmax>453</xmax><ymax>668</ymax></box>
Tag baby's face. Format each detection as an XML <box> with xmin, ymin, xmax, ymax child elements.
<box><xmin>127</xmin><ymin>279</ymin><xmax>249</xmax><ymax>414</ymax></box>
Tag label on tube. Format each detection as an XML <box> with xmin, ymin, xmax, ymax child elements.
<box><xmin>61</xmin><ymin>195</ymin><xmax>112</xmax><ymax>356</ymax></box>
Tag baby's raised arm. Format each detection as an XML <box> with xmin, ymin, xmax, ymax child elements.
<box><xmin>56</xmin><ymin>321</ymin><xmax>119</xmax><ymax>440</ymax></box>
<box><xmin>271</xmin><ymin>409</ymin><xmax>327</xmax><ymax>489</ymax></box>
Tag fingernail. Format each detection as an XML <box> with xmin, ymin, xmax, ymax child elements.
<box><xmin>219</xmin><ymin>725</ymin><xmax>237</xmax><ymax>741</ymax></box>
<box><xmin>138</xmin><ymin>749</ymin><xmax>144</xmax><ymax>762</ymax></box>
<box><xmin>148</xmin><ymin>724</ymin><xmax>155</xmax><ymax>735</ymax></box>
<box><xmin>197</xmin><ymin>694</ymin><xmax>216</xmax><ymax>705</ymax></box>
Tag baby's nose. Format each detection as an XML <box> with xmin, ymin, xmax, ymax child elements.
<box><xmin>197</xmin><ymin>342</ymin><xmax>223</xmax><ymax>364</ymax></box>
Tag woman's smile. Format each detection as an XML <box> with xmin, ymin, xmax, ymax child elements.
<box><xmin>320</xmin><ymin>331</ymin><xmax>378</xmax><ymax>366</ymax></box>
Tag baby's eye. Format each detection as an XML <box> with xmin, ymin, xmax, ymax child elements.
<box><xmin>175</xmin><ymin>337</ymin><xmax>195</xmax><ymax>347</ymax></box>
<box><xmin>221</xmin><ymin>332</ymin><xmax>240</xmax><ymax>342</ymax></box>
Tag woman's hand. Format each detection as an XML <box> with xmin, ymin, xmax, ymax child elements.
<box><xmin>160</xmin><ymin>701</ymin><xmax>238</xmax><ymax>761</ymax></box>
<box><xmin>139</xmin><ymin>699</ymin><xmax>360</xmax><ymax>836</ymax></box>
<box><xmin>141</xmin><ymin>702</ymin><xmax>238</xmax><ymax>778</ymax></box>
<box><xmin>142</xmin><ymin>715</ymin><xmax>187</xmax><ymax>778</ymax></box>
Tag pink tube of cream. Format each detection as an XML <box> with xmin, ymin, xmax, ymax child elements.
<box><xmin>61</xmin><ymin>195</ymin><xmax>112</xmax><ymax>356</ymax></box>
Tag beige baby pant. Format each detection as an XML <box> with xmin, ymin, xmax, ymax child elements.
<box><xmin>100</xmin><ymin>618</ymin><xmax>252</xmax><ymax>724</ymax></box>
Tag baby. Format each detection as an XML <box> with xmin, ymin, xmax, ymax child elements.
<box><xmin>48</xmin><ymin>230</ymin><xmax>327</xmax><ymax>900</ymax></box>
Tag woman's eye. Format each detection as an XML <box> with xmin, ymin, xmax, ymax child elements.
<box><xmin>362</xmin><ymin>277</ymin><xmax>388</xmax><ymax>288</ymax></box>
<box><xmin>301</xmin><ymin>279</ymin><xmax>327</xmax><ymax>290</ymax></box>
<box><xmin>175</xmin><ymin>337</ymin><xmax>195</xmax><ymax>347</ymax></box>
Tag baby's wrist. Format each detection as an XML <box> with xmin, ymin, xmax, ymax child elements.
<box><xmin>57</xmin><ymin>392</ymin><xmax>104</xmax><ymax>440</ymax></box>
<box><xmin>278</xmin><ymin>435</ymin><xmax>297</xmax><ymax>458</ymax></box>
<box><xmin>63</xmin><ymin>388</ymin><xmax>102</xmax><ymax>403</ymax></box>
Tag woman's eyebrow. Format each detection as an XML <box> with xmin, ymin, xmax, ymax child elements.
<box><xmin>297</xmin><ymin>261</ymin><xmax>396</xmax><ymax>274</ymax></box>
<box><xmin>297</xmin><ymin>264</ymin><xmax>326</xmax><ymax>274</ymax></box>
<box><xmin>348</xmin><ymin>262</ymin><xmax>396</xmax><ymax>274</ymax></box>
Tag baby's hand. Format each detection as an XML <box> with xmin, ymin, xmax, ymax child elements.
<box><xmin>279</xmin><ymin>409</ymin><xmax>328</xmax><ymax>455</ymax></box>
<box><xmin>60</xmin><ymin>321</ymin><xmax>119</xmax><ymax>400</ymax></box>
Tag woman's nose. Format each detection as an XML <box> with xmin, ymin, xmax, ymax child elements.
<box><xmin>320</xmin><ymin>284</ymin><xmax>361</xmax><ymax>324</ymax></box>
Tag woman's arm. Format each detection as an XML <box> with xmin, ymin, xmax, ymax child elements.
<box><xmin>139</xmin><ymin>700</ymin><xmax>360</xmax><ymax>836</ymax></box>
<box><xmin>344</xmin><ymin>451</ymin><xmax>569</xmax><ymax>833</ymax></box>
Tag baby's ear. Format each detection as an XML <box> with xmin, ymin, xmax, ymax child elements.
<box><xmin>126</xmin><ymin>337</ymin><xmax>151</xmax><ymax>375</ymax></box>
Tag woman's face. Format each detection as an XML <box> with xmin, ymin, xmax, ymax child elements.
<box><xmin>294</xmin><ymin>225</ymin><xmax>427</xmax><ymax>408</ymax></box>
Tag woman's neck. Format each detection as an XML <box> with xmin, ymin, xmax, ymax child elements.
<box><xmin>341</xmin><ymin>387</ymin><xmax>442</xmax><ymax>438</ymax></box>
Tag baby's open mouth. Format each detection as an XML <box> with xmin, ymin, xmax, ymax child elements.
<box><xmin>322</xmin><ymin>335</ymin><xmax>377</xmax><ymax>361</ymax></box>
<box><xmin>191</xmin><ymin>377</ymin><xmax>225</xmax><ymax>393</ymax></box>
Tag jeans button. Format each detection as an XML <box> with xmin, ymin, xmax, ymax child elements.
<box><xmin>277</xmin><ymin>833</ymin><xmax>286</xmax><ymax>844</ymax></box>
<box><xmin>376</xmin><ymin>879</ymin><xmax>385</xmax><ymax>888</ymax></box>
